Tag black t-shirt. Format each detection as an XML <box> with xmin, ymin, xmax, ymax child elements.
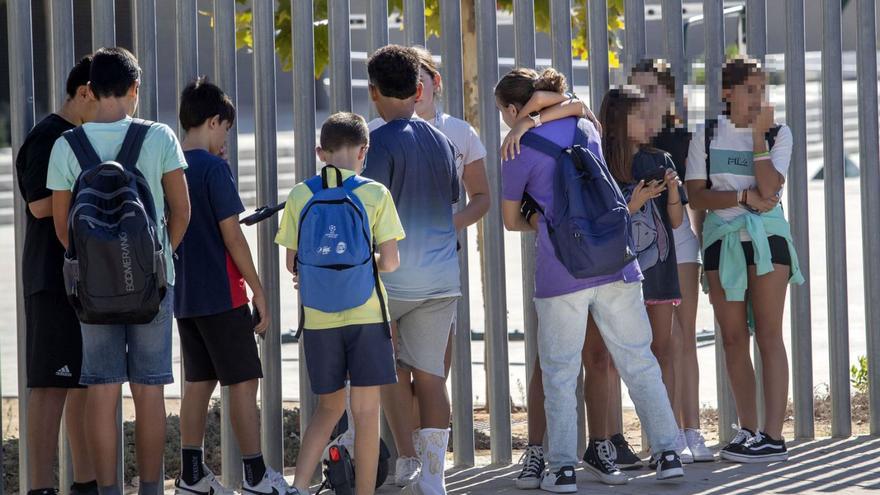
<box><xmin>652</xmin><ymin>124</ymin><xmax>692</xmax><ymax>179</ymax></box>
<box><xmin>15</xmin><ymin>114</ymin><xmax>75</xmax><ymax>296</ymax></box>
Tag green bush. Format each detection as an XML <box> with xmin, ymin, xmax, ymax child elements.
<box><xmin>851</xmin><ymin>355</ymin><xmax>869</xmax><ymax>394</ymax></box>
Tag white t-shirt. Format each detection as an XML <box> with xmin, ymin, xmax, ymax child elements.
<box><xmin>368</xmin><ymin>112</ymin><xmax>487</xmax><ymax>180</ymax></box>
<box><xmin>685</xmin><ymin>115</ymin><xmax>793</xmax><ymax>237</ymax></box>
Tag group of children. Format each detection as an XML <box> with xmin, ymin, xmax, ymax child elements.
<box><xmin>15</xmin><ymin>39</ymin><xmax>800</xmax><ymax>495</ymax></box>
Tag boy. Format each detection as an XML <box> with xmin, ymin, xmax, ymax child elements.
<box><xmin>276</xmin><ymin>112</ymin><xmax>404</xmax><ymax>495</ymax></box>
<box><xmin>362</xmin><ymin>45</ymin><xmax>460</xmax><ymax>495</ymax></box>
<box><xmin>172</xmin><ymin>77</ymin><xmax>291</xmax><ymax>495</ymax></box>
<box><xmin>47</xmin><ymin>47</ymin><xmax>191</xmax><ymax>495</ymax></box>
<box><xmin>16</xmin><ymin>56</ymin><xmax>98</xmax><ymax>495</ymax></box>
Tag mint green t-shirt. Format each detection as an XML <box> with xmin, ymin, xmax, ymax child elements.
<box><xmin>46</xmin><ymin>117</ymin><xmax>188</xmax><ymax>285</ymax></box>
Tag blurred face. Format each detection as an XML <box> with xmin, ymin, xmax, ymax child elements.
<box><xmin>626</xmin><ymin>101</ymin><xmax>662</xmax><ymax>146</ymax></box>
<box><xmin>496</xmin><ymin>97</ymin><xmax>518</xmax><ymax>128</ymax></box>
<box><xmin>415</xmin><ymin>68</ymin><xmax>440</xmax><ymax>118</ymax></box>
<box><xmin>724</xmin><ymin>71</ymin><xmax>766</xmax><ymax>125</ymax></box>
<box><xmin>630</xmin><ymin>71</ymin><xmax>674</xmax><ymax>123</ymax></box>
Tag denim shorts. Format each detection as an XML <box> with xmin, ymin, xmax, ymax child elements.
<box><xmin>79</xmin><ymin>285</ymin><xmax>175</xmax><ymax>386</ymax></box>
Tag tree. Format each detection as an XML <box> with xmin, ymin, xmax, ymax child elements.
<box><xmin>229</xmin><ymin>0</ymin><xmax>625</xmax><ymax>78</ymax></box>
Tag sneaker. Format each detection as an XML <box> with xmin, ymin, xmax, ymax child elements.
<box><xmin>652</xmin><ymin>451</ymin><xmax>684</xmax><ymax>480</ymax></box>
<box><xmin>242</xmin><ymin>466</ymin><xmax>297</xmax><ymax>495</ymax></box>
<box><xmin>515</xmin><ymin>445</ymin><xmax>545</xmax><ymax>489</ymax></box>
<box><xmin>719</xmin><ymin>425</ymin><xmax>756</xmax><ymax>461</ymax></box>
<box><xmin>721</xmin><ymin>431</ymin><xmax>788</xmax><ymax>463</ymax></box>
<box><xmin>685</xmin><ymin>428</ymin><xmax>715</xmax><ymax>462</ymax></box>
<box><xmin>175</xmin><ymin>466</ymin><xmax>235</xmax><ymax>495</ymax></box>
<box><xmin>395</xmin><ymin>456</ymin><xmax>421</xmax><ymax>487</ymax></box>
<box><xmin>676</xmin><ymin>430</ymin><xmax>694</xmax><ymax>464</ymax></box>
<box><xmin>539</xmin><ymin>465</ymin><xmax>577</xmax><ymax>493</ymax></box>
<box><xmin>582</xmin><ymin>440</ymin><xmax>628</xmax><ymax>485</ymax></box>
<box><xmin>609</xmin><ymin>433</ymin><xmax>643</xmax><ymax>470</ymax></box>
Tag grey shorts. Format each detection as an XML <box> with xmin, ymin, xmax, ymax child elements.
<box><xmin>389</xmin><ymin>297</ymin><xmax>459</xmax><ymax>378</ymax></box>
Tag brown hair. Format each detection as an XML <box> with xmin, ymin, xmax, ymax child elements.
<box><xmin>721</xmin><ymin>56</ymin><xmax>763</xmax><ymax>114</ymax></box>
<box><xmin>320</xmin><ymin>112</ymin><xmax>369</xmax><ymax>152</ymax></box>
<box><xmin>599</xmin><ymin>86</ymin><xmax>647</xmax><ymax>184</ymax></box>
<box><xmin>629</xmin><ymin>58</ymin><xmax>679</xmax><ymax>127</ymax></box>
<box><xmin>494</xmin><ymin>67</ymin><xmax>568</xmax><ymax>108</ymax></box>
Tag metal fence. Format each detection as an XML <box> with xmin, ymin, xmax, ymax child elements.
<box><xmin>4</xmin><ymin>0</ymin><xmax>880</xmax><ymax>493</ymax></box>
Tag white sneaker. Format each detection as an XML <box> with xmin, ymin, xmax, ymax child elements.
<box><xmin>175</xmin><ymin>467</ymin><xmax>235</xmax><ymax>495</ymax></box>
<box><xmin>395</xmin><ymin>456</ymin><xmax>422</xmax><ymax>487</ymax></box>
<box><xmin>676</xmin><ymin>430</ymin><xmax>694</xmax><ymax>464</ymax></box>
<box><xmin>242</xmin><ymin>467</ymin><xmax>297</xmax><ymax>495</ymax></box>
<box><xmin>685</xmin><ymin>428</ymin><xmax>715</xmax><ymax>462</ymax></box>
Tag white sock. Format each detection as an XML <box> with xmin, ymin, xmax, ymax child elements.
<box><xmin>415</xmin><ymin>428</ymin><xmax>449</xmax><ymax>495</ymax></box>
<box><xmin>412</xmin><ymin>429</ymin><xmax>422</xmax><ymax>458</ymax></box>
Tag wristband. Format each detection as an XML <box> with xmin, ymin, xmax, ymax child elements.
<box><xmin>754</xmin><ymin>151</ymin><xmax>771</xmax><ymax>160</ymax></box>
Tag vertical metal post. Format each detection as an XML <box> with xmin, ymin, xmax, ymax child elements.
<box><xmin>133</xmin><ymin>0</ymin><xmax>159</xmax><ymax>121</ymax></box>
<box><xmin>177</xmin><ymin>0</ymin><xmax>199</xmax><ymax>137</ymax></box>
<box><xmin>214</xmin><ymin>0</ymin><xmax>243</xmax><ymax>483</ymax></box>
<box><xmin>9</xmin><ymin>4</ymin><xmax>35</xmax><ymax>493</ymax></box>
<box><xmin>329</xmin><ymin>0</ymin><xmax>353</xmax><ymax>112</ymax></box>
<box><xmin>404</xmin><ymin>0</ymin><xmax>426</xmax><ymax>46</ymax></box>
<box><xmin>441</xmin><ymin>0</ymin><xmax>475</xmax><ymax>467</ymax></box>
<box><xmin>291</xmin><ymin>0</ymin><xmax>320</xmax><ymax>455</ymax></box>
<box><xmin>366</xmin><ymin>0</ymin><xmax>389</xmax><ymax>120</ymax></box>
<box><xmin>784</xmin><ymin>0</ymin><xmax>814</xmax><ymax>440</ymax></box>
<box><xmin>661</xmin><ymin>0</ymin><xmax>686</xmax><ymax>120</ymax></box>
<box><xmin>91</xmin><ymin>0</ymin><xmax>116</xmax><ymax>48</ymax></box>
<box><xmin>623</xmin><ymin>0</ymin><xmax>646</xmax><ymax>72</ymax></box>
<box><xmin>550</xmin><ymin>0</ymin><xmax>573</xmax><ymax>81</ymax></box>
<box><xmin>588</xmin><ymin>0</ymin><xmax>609</xmax><ymax>115</ymax></box>
<box><xmin>856</xmin><ymin>0</ymin><xmax>880</xmax><ymax>436</ymax></box>
<box><xmin>821</xmin><ymin>0</ymin><xmax>852</xmax><ymax>438</ymax></box>
<box><xmin>475</xmin><ymin>0</ymin><xmax>511</xmax><ymax>464</ymax></box>
<box><xmin>704</xmin><ymin>0</ymin><xmax>737</xmax><ymax>442</ymax></box>
<box><xmin>253</xmin><ymin>0</ymin><xmax>283</xmax><ymax>467</ymax></box>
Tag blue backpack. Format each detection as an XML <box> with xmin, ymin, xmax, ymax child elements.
<box><xmin>519</xmin><ymin>121</ymin><xmax>636</xmax><ymax>278</ymax></box>
<box><xmin>296</xmin><ymin>165</ymin><xmax>388</xmax><ymax>328</ymax></box>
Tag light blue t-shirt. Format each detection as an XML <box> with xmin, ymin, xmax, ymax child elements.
<box><xmin>46</xmin><ymin>117</ymin><xmax>188</xmax><ymax>285</ymax></box>
<box><xmin>362</xmin><ymin>118</ymin><xmax>461</xmax><ymax>301</ymax></box>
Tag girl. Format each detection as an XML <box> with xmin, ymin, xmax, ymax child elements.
<box><xmin>685</xmin><ymin>57</ymin><xmax>802</xmax><ymax>463</ymax></box>
<box><xmin>368</xmin><ymin>46</ymin><xmax>491</xmax><ymax>486</ymax></box>
<box><xmin>629</xmin><ymin>59</ymin><xmax>712</xmax><ymax>462</ymax></box>
<box><xmin>599</xmin><ymin>86</ymin><xmax>685</xmax><ymax>463</ymax></box>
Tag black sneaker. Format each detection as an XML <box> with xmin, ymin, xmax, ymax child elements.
<box><xmin>539</xmin><ymin>465</ymin><xmax>577</xmax><ymax>493</ymax></box>
<box><xmin>719</xmin><ymin>426</ymin><xmax>756</xmax><ymax>460</ymax></box>
<box><xmin>582</xmin><ymin>439</ymin><xmax>628</xmax><ymax>485</ymax></box>
<box><xmin>515</xmin><ymin>444</ymin><xmax>546</xmax><ymax>490</ymax></box>
<box><xmin>652</xmin><ymin>450</ymin><xmax>684</xmax><ymax>480</ymax></box>
<box><xmin>610</xmin><ymin>433</ymin><xmax>644</xmax><ymax>470</ymax></box>
<box><xmin>721</xmin><ymin>431</ymin><xmax>788</xmax><ymax>463</ymax></box>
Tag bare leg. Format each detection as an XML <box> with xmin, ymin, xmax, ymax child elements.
<box><xmin>647</xmin><ymin>303</ymin><xmax>677</xmax><ymax>416</ymax></box>
<box><xmin>582</xmin><ymin>316</ymin><xmax>611</xmax><ymax>439</ymax></box>
<box><xmin>706</xmin><ymin>271</ymin><xmax>757</xmax><ymax>433</ymax></box>
<box><xmin>749</xmin><ymin>265</ymin><xmax>790</xmax><ymax>439</ymax></box>
<box><xmin>293</xmin><ymin>390</ymin><xmax>346</xmax><ymax>490</ymax></box>
<box><xmin>229</xmin><ymin>379</ymin><xmax>262</xmax><ymax>455</ymax></box>
<box><xmin>65</xmin><ymin>388</ymin><xmax>96</xmax><ymax>483</ymax></box>
<box><xmin>179</xmin><ymin>381</ymin><xmax>217</xmax><ymax>447</ymax></box>
<box><xmin>351</xmin><ymin>386</ymin><xmax>382</xmax><ymax>495</ymax></box>
<box><xmin>674</xmin><ymin>263</ymin><xmax>702</xmax><ymax>429</ymax></box>
<box><xmin>526</xmin><ymin>358</ymin><xmax>546</xmax><ymax>445</ymax></box>
<box><xmin>411</xmin><ymin>326</ymin><xmax>454</xmax><ymax>430</ymax></box>
<box><xmin>130</xmin><ymin>384</ymin><xmax>167</xmax><ymax>484</ymax></box>
<box><xmin>413</xmin><ymin>368</ymin><xmax>450</xmax><ymax>429</ymax></box>
<box><xmin>381</xmin><ymin>320</ymin><xmax>418</xmax><ymax>457</ymax></box>
<box><xmin>85</xmin><ymin>384</ymin><xmax>122</xmax><ymax>487</ymax></box>
<box><xmin>28</xmin><ymin>388</ymin><xmax>68</xmax><ymax>489</ymax></box>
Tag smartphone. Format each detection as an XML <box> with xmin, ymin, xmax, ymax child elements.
<box><xmin>643</xmin><ymin>167</ymin><xmax>668</xmax><ymax>183</ymax></box>
<box><xmin>252</xmin><ymin>305</ymin><xmax>263</xmax><ymax>336</ymax></box>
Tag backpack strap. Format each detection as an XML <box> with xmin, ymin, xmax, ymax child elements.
<box><xmin>703</xmin><ymin>119</ymin><xmax>719</xmax><ymax>189</ymax></box>
<box><xmin>116</xmin><ymin>119</ymin><xmax>153</xmax><ymax>171</ymax></box>
<box><xmin>320</xmin><ymin>164</ymin><xmax>344</xmax><ymax>189</ymax></box>
<box><xmin>63</xmin><ymin>127</ymin><xmax>102</xmax><ymax>171</ymax></box>
<box><xmin>520</xmin><ymin>132</ymin><xmax>565</xmax><ymax>159</ymax></box>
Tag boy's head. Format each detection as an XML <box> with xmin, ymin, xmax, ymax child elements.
<box><xmin>317</xmin><ymin>112</ymin><xmax>369</xmax><ymax>173</ymax></box>
<box><xmin>89</xmin><ymin>47</ymin><xmax>141</xmax><ymax>115</ymax></box>
<box><xmin>65</xmin><ymin>55</ymin><xmax>98</xmax><ymax>124</ymax></box>
<box><xmin>179</xmin><ymin>76</ymin><xmax>236</xmax><ymax>155</ymax></box>
<box><xmin>367</xmin><ymin>45</ymin><xmax>423</xmax><ymax>117</ymax></box>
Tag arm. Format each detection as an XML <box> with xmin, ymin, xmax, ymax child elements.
<box><xmin>665</xmin><ymin>169</ymin><xmax>684</xmax><ymax>229</ymax></box>
<box><xmin>286</xmin><ymin>249</ymin><xmax>297</xmax><ymax>275</ymax></box>
<box><xmin>52</xmin><ymin>190</ymin><xmax>72</xmax><ymax>249</ymax></box>
<box><xmin>219</xmin><ymin>216</ymin><xmax>268</xmax><ymax>333</ymax></box>
<box><xmin>29</xmin><ymin>197</ymin><xmax>53</xmax><ymax>219</ymax></box>
<box><xmin>686</xmin><ymin>180</ymin><xmax>779</xmax><ymax>212</ymax></box>
<box><xmin>502</xmin><ymin>97</ymin><xmax>600</xmax><ymax>161</ymax></box>
<box><xmin>518</xmin><ymin>90</ymin><xmax>569</xmax><ymax>117</ymax></box>
<box><xmin>376</xmin><ymin>239</ymin><xmax>400</xmax><ymax>272</ymax></box>
<box><xmin>453</xmin><ymin>159</ymin><xmax>490</xmax><ymax>230</ymax></box>
<box><xmin>162</xmin><ymin>168</ymin><xmax>190</xmax><ymax>250</ymax></box>
<box><xmin>502</xmin><ymin>199</ymin><xmax>536</xmax><ymax>232</ymax></box>
<box><xmin>752</xmin><ymin>105</ymin><xmax>786</xmax><ymax>198</ymax></box>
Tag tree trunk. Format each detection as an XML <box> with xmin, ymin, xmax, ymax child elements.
<box><xmin>460</xmin><ymin>0</ymin><xmax>480</xmax><ymax>131</ymax></box>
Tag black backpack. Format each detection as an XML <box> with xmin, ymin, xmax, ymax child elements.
<box><xmin>704</xmin><ymin>119</ymin><xmax>781</xmax><ymax>189</ymax></box>
<box><xmin>61</xmin><ymin>119</ymin><xmax>167</xmax><ymax>324</ymax></box>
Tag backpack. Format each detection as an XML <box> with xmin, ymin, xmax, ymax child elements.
<box><xmin>62</xmin><ymin>119</ymin><xmax>167</xmax><ymax>324</ymax></box>
<box><xmin>296</xmin><ymin>165</ymin><xmax>389</xmax><ymax>329</ymax></box>
<box><xmin>703</xmin><ymin>119</ymin><xmax>781</xmax><ymax>189</ymax></box>
<box><xmin>519</xmin><ymin>121</ymin><xmax>636</xmax><ymax>279</ymax></box>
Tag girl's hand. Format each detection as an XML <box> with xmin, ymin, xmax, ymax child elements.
<box><xmin>501</xmin><ymin>119</ymin><xmax>533</xmax><ymax>161</ymax></box>
<box><xmin>753</xmin><ymin>103</ymin><xmax>775</xmax><ymax>137</ymax></box>
<box><xmin>629</xmin><ymin>180</ymin><xmax>666</xmax><ymax>211</ymax></box>
<box><xmin>664</xmin><ymin>169</ymin><xmax>681</xmax><ymax>202</ymax></box>
<box><xmin>745</xmin><ymin>189</ymin><xmax>780</xmax><ymax>213</ymax></box>
<box><xmin>582</xmin><ymin>104</ymin><xmax>603</xmax><ymax>136</ymax></box>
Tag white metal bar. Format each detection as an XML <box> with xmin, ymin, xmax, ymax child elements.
<box><xmin>366</xmin><ymin>0</ymin><xmax>389</xmax><ymax>120</ymax></box>
<box><xmin>588</xmin><ymin>0</ymin><xmax>609</xmax><ymax>115</ymax></box>
<box><xmin>91</xmin><ymin>0</ymin><xmax>116</xmax><ymax>48</ymax></box>
<box><xmin>329</xmin><ymin>0</ymin><xmax>353</xmax><ymax>112</ymax></box>
<box><xmin>549</xmin><ymin>0</ymin><xmax>573</xmax><ymax>81</ymax></box>
<box><xmin>624</xmin><ymin>0</ymin><xmax>646</xmax><ymax>71</ymax></box>
<box><xmin>177</xmin><ymin>0</ymin><xmax>200</xmax><ymax>138</ymax></box>
<box><xmin>133</xmin><ymin>0</ymin><xmax>159</xmax><ymax>121</ymax></box>
<box><xmin>661</xmin><ymin>0</ymin><xmax>687</xmax><ymax>120</ymax></box>
<box><xmin>404</xmin><ymin>0</ymin><xmax>426</xmax><ymax>46</ymax></box>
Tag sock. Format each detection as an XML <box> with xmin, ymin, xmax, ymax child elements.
<box><xmin>97</xmin><ymin>485</ymin><xmax>121</xmax><ymax>495</ymax></box>
<box><xmin>412</xmin><ymin>429</ymin><xmax>422</xmax><ymax>458</ymax></box>
<box><xmin>415</xmin><ymin>428</ymin><xmax>449</xmax><ymax>495</ymax></box>
<box><xmin>181</xmin><ymin>446</ymin><xmax>205</xmax><ymax>485</ymax></box>
<box><xmin>71</xmin><ymin>481</ymin><xmax>98</xmax><ymax>495</ymax></box>
<box><xmin>138</xmin><ymin>481</ymin><xmax>159</xmax><ymax>495</ymax></box>
<box><xmin>243</xmin><ymin>453</ymin><xmax>267</xmax><ymax>487</ymax></box>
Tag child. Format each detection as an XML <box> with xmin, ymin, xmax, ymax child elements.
<box><xmin>599</xmin><ymin>86</ymin><xmax>685</xmax><ymax>466</ymax></box>
<box><xmin>276</xmin><ymin>112</ymin><xmax>404</xmax><ymax>495</ymax></box>
<box><xmin>362</xmin><ymin>45</ymin><xmax>460</xmax><ymax>495</ymax></box>
<box><xmin>47</xmin><ymin>47</ymin><xmax>190</xmax><ymax>495</ymax></box>
<box><xmin>686</xmin><ymin>57</ymin><xmax>801</xmax><ymax>463</ymax></box>
<box><xmin>172</xmin><ymin>77</ymin><xmax>290</xmax><ymax>495</ymax></box>
<box><xmin>17</xmin><ymin>55</ymin><xmax>98</xmax><ymax>495</ymax></box>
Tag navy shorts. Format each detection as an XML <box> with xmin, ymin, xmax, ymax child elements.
<box><xmin>302</xmin><ymin>323</ymin><xmax>397</xmax><ymax>395</ymax></box>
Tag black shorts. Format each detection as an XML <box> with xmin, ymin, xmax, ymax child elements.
<box><xmin>25</xmin><ymin>291</ymin><xmax>85</xmax><ymax>388</ymax></box>
<box><xmin>177</xmin><ymin>305</ymin><xmax>263</xmax><ymax>386</ymax></box>
<box><xmin>302</xmin><ymin>323</ymin><xmax>397</xmax><ymax>395</ymax></box>
<box><xmin>704</xmin><ymin>235</ymin><xmax>792</xmax><ymax>272</ymax></box>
